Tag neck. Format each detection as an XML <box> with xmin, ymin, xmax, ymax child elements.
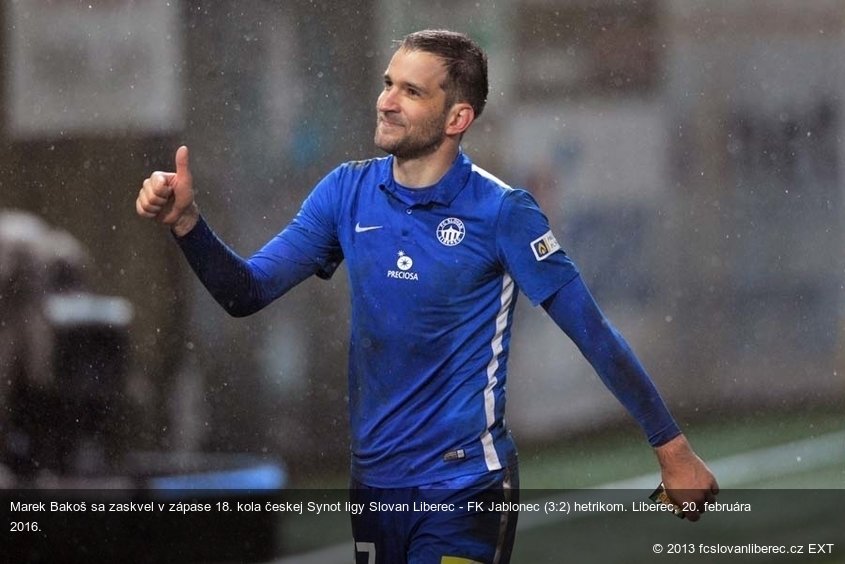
<box><xmin>392</xmin><ymin>140</ymin><xmax>460</xmax><ymax>188</ymax></box>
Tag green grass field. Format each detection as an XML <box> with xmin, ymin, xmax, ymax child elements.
<box><xmin>518</xmin><ymin>409</ymin><xmax>843</xmax><ymax>489</ymax></box>
<box><xmin>511</xmin><ymin>409</ymin><xmax>844</xmax><ymax>563</ymax></box>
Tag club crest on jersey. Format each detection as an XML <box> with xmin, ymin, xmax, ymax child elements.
<box><xmin>436</xmin><ymin>217</ymin><xmax>465</xmax><ymax>246</ymax></box>
<box><xmin>530</xmin><ymin>230</ymin><xmax>561</xmax><ymax>261</ymax></box>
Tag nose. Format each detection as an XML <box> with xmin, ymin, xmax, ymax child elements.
<box><xmin>377</xmin><ymin>86</ymin><xmax>399</xmax><ymax>113</ymax></box>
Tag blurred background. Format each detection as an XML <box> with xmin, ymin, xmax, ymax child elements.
<box><xmin>0</xmin><ymin>0</ymin><xmax>843</xmax><ymax>558</ymax></box>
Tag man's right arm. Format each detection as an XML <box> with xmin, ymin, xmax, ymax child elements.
<box><xmin>173</xmin><ymin>216</ymin><xmax>318</xmax><ymax>316</ymax></box>
<box><xmin>136</xmin><ymin>145</ymin><xmax>322</xmax><ymax>316</ymax></box>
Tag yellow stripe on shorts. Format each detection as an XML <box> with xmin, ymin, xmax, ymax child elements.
<box><xmin>440</xmin><ymin>557</ymin><xmax>484</xmax><ymax>564</ymax></box>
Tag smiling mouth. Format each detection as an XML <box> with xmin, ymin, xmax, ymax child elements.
<box><xmin>378</xmin><ymin>116</ymin><xmax>404</xmax><ymax>128</ymax></box>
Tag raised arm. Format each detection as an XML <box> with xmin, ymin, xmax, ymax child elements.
<box><xmin>136</xmin><ymin>146</ymin><xmax>320</xmax><ymax>316</ymax></box>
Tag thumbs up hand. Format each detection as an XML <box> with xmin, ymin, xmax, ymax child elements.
<box><xmin>136</xmin><ymin>145</ymin><xmax>199</xmax><ymax>236</ymax></box>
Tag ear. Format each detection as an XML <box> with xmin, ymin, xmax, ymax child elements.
<box><xmin>445</xmin><ymin>103</ymin><xmax>475</xmax><ymax>137</ymax></box>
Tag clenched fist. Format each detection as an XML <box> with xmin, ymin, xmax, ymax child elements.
<box><xmin>136</xmin><ymin>145</ymin><xmax>198</xmax><ymax>236</ymax></box>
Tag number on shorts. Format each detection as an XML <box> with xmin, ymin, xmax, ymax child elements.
<box><xmin>356</xmin><ymin>541</ymin><xmax>376</xmax><ymax>564</ymax></box>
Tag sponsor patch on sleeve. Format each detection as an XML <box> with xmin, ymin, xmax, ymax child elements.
<box><xmin>530</xmin><ymin>230</ymin><xmax>561</xmax><ymax>261</ymax></box>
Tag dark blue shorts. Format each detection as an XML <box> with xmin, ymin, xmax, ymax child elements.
<box><xmin>350</xmin><ymin>465</ymin><xmax>519</xmax><ymax>564</ymax></box>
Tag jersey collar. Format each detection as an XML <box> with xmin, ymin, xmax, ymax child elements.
<box><xmin>379</xmin><ymin>150</ymin><xmax>472</xmax><ymax>207</ymax></box>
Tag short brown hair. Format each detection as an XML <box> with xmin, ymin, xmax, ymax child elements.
<box><xmin>398</xmin><ymin>29</ymin><xmax>489</xmax><ymax>118</ymax></box>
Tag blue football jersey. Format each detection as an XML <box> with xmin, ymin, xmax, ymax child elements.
<box><xmin>264</xmin><ymin>151</ymin><xmax>579</xmax><ymax>487</ymax></box>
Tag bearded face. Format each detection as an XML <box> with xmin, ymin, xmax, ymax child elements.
<box><xmin>374</xmin><ymin>48</ymin><xmax>453</xmax><ymax>160</ymax></box>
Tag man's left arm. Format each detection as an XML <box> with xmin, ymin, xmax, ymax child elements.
<box><xmin>542</xmin><ymin>275</ymin><xmax>719</xmax><ymax>521</ymax></box>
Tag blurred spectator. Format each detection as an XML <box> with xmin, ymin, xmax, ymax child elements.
<box><xmin>0</xmin><ymin>212</ymin><xmax>58</xmax><ymax>390</ymax></box>
<box><xmin>0</xmin><ymin>210</ymin><xmax>131</xmax><ymax>482</ymax></box>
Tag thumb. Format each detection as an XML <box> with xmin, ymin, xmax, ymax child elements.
<box><xmin>168</xmin><ymin>145</ymin><xmax>194</xmax><ymax>216</ymax></box>
<box><xmin>174</xmin><ymin>145</ymin><xmax>192</xmax><ymax>183</ymax></box>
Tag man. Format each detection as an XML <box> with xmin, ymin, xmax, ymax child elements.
<box><xmin>137</xmin><ymin>29</ymin><xmax>718</xmax><ymax>564</ymax></box>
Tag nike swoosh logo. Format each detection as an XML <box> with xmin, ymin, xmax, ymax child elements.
<box><xmin>355</xmin><ymin>222</ymin><xmax>384</xmax><ymax>233</ymax></box>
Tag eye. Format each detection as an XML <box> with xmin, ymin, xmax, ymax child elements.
<box><xmin>407</xmin><ymin>88</ymin><xmax>420</xmax><ymax>97</ymax></box>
